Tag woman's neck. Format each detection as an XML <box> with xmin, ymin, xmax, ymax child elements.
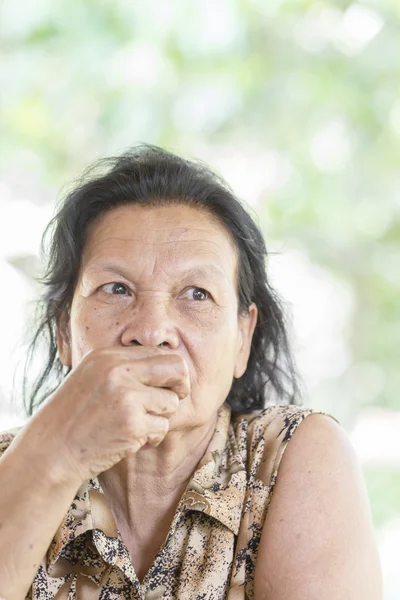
<box><xmin>97</xmin><ymin>412</ymin><xmax>218</xmax><ymax>526</ymax></box>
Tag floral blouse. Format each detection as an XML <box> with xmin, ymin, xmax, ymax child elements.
<box><xmin>0</xmin><ymin>403</ymin><xmax>337</xmax><ymax>599</ymax></box>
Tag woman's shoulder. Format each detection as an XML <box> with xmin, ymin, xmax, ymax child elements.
<box><xmin>231</xmin><ymin>404</ymin><xmax>340</xmax><ymax>488</ymax></box>
<box><xmin>232</xmin><ymin>403</ymin><xmax>339</xmax><ymax>442</ymax></box>
<box><xmin>252</xmin><ymin>408</ymin><xmax>382</xmax><ymax>599</ymax></box>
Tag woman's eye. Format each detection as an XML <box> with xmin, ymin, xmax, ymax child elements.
<box><xmin>100</xmin><ymin>282</ymin><xmax>130</xmax><ymax>295</ymax></box>
<box><xmin>186</xmin><ymin>287</ymin><xmax>210</xmax><ymax>302</ymax></box>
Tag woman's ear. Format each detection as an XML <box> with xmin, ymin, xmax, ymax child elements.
<box><xmin>56</xmin><ymin>310</ymin><xmax>72</xmax><ymax>367</ymax></box>
<box><xmin>233</xmin><ymin>303</ymin><xmax>258</xmax><ymax>379</ymax></box>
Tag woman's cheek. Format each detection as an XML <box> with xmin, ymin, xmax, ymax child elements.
<box><xmin>187</xmin><ymin>312</ymin><xmax>237</xmax><ymax>379</ymax></box>
<box><xmin>69</xmin><ymin>302</ymin><xmax>116</xmax><ymax>363</ymax></box>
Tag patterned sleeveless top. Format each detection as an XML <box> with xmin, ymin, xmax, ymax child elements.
<box><xmin>0</xmin><ymin>403</ymin><xmax>337</xmax><ymax>599</ymax></box>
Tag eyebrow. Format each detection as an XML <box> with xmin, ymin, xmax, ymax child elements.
<box><xmin>84</xmin><ymin>261</ymin><xmax>231</xmax><ymax>285</ymax></box>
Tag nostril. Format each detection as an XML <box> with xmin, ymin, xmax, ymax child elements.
<box><xmin>129</xmin><ymin>340</ymin><xmax>169</xmax><ymax>348</ymax></box>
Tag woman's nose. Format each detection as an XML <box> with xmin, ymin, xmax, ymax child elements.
<box><xmin>120</xmin><ymin>297</ymin><xmax>180</xmax><ymax>350</ymax></box>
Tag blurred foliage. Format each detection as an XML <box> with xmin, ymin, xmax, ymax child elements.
<box><xmin>364</xmin><ymin>466</ymin><xmax>400</xmax><ymax>528</ymax></box>
<box><xmin>0</xmin><ymin>0</ymin><xmax>399</xmax><ymax>422</ymax></box>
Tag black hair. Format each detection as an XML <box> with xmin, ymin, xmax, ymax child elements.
<box><xmin>23</xmin><ymin>144</ymin><xmax>303</xmax><ymax>417</ymax></box>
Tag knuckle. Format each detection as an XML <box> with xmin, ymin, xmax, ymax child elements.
<box><xmin>166</xmin><ymin>393</ymin><xmax>180</xmax><ymax>412</ymax></box>
<box><xmin>105</xmin><ymin>361</ymin><xmax>132</xmax><ymax>388</ymax></box>
<box><xmin>150</xmin><ymin>392</ymin><xmax>179</xmax><ymax>416</ymax></box>
<box><xmin>171</xmin><ymin>355</ymin><xmax>188</xmax><ymax>379</ymax></box>
<box><xmin>124</xmin><ymin>410</ymin><xmax>141</xmax><ymax>437</ymax></box>
<box><xmin>158</xmin><ymin>416</ymin><xmax>170</xmax><ymax>434</ymax></box>
<box><xmin>106</xmin><ymin>364</ymin><xmax>122</xmax><ymax>385</ymax></box>
<box><xmin>82</xmin><ymin>348</ymin><xmax>117</xmax><ymax>377</ymax></box>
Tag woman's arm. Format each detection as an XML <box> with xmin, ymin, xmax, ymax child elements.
<box><xmin>0</xmin><ymin>347</ymin><xmax>188</xmax><ymax>599</ymax></box>
<box><xmin>0</xmin><ymin>426</ymin><xmax>82</xmax><ymax>600</ymax></box>
<box><xmin>254</xmin><ymin>414</ymin><xmax>383</xmax><ymax>600</ymax></box>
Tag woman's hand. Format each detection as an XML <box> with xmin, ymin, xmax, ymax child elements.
<box><xmin>25</xmin><ymin>347</ymin><xmax>190</xmax><ymax>484</ymax></box>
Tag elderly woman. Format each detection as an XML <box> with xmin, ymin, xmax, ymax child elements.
<box><xmin>0</xmin><ymin>146</ymin><xmax>381</xmax><ymax>599</ymax></box>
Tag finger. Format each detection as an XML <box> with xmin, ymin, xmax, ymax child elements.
<box><xmin>143</xmin><ymin>389</ymin><xmax>180</xmax><ymax>418</ymax></box>
<box><xmin>132</xmin><ymin>354</ymin><xmax>191</xmax><ymax>400</ymax></box>
<box><xmin>112</xmin><ymin>346</ymin><xmax>173</xmax><ymax>361</ymax></box>
<box><xmin>145</xmin><ymin>414</ymin><xmax>170</xmax><ymax>445</ymax></box>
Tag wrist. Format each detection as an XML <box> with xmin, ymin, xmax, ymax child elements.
<box><xmin>9</xmin><ymin>421</ymin><xmax>83</xmax><ymax>492</ymax></box>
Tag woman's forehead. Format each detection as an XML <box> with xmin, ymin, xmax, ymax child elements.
<box><xmin>81</xmin><ymin>204</ymin><xmax>239</xmax><ymax>279</ymax></box>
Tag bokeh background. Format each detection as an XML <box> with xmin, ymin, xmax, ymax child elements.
<box><xmin>0</xmin><ymin>0</ymin><xmax>399</xmax><ymax>596</ymax></box>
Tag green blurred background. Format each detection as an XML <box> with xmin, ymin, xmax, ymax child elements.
<box><xmin>0</xmin><ymin>0</ymin><xmax>399</xmax><ymax>596</ymax></box>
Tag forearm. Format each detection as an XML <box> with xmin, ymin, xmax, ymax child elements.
<box><xmin>0</xmin><ymin>429</ymin><xmax>81</xmax><ymax>600</ymax></box>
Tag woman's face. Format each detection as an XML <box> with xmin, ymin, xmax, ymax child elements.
<box><xmin>57</xmin><ymin>204</ymin><xmax>257</xmax><ymax>429</ymax></box>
